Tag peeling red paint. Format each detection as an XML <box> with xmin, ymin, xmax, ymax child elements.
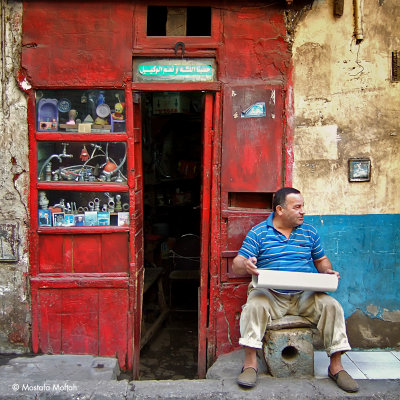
<box><xmin>22</xmin><ymin>1</ymin><xmax>294</xmax><ymax>375</ymax></box>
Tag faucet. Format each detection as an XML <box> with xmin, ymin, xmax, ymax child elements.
<box><xmin>53</xmin><ymin>198</ymin><xmax>66</xmax><ymax>211</ymax></box>
<box><xmin>38</xmin><ymin>143</ymin><xmax>73</xmax><ymax>181</ymax></box>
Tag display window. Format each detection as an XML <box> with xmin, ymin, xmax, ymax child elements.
<box><xmin>36</xmin><ymin>89</ymin><xmax>126</xmax><ymax>133</ymax></box>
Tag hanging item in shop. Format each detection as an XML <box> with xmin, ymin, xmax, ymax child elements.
<box><xmin>80</xmin><ymin>145</ymin><xmax>90</xmax><ymax>161</ymax></box>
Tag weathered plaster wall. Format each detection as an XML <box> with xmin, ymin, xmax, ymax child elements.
<box><xmin>292</xmin><ymin>0</ymin><xmax>400</xmax><ymax>215</ymax></box>
<box><xmin>0</xmin><ymin>0</ymin><xmax>30</xmax><ymax>353</ymax></box>
<box><xmin>292</xmin><ymin>0</ymin><xmax>400</xmax><ymax>349</ymax></box>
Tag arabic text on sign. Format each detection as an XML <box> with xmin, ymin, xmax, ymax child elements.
<box><xmin>139</xmin><ymin>65</ymin><xmax>213</xmax><ymax>76</ymax></box>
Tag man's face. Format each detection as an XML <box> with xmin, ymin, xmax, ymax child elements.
<box><xmin>278</xmin><ymin>193</ymin><xmax>305</xmax><ymax>228</ymax></box>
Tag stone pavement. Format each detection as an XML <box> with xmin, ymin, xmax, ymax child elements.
<box><xmin>0</xmin><ymin>352</ymin><xmax>399</xmax><ymax>399</ymax></box>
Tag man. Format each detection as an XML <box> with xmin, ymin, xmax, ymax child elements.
<box><xmin>232</xmin><ymin>187</ymin><xmax>359</xmax><ymax>393</ymax></box>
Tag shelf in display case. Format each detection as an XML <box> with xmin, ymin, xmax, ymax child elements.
<box><xmin>36</xmin><ymin>132</ymin><xmax>128</xmax><ymax>142</ymax></box>
<box><xmin>37</xmin><ymin>182</ymin><xmax>129</xmax><ymax>191</ymax></box>
<box><xmin>37</xmin><ymin>226</ymin><xmax>130</xmax><ymax>234</ymax></box>
<box><xmin>37</xmin><ymin>141</ymin><xmax>128</xmax><ymax>184</ymax></box>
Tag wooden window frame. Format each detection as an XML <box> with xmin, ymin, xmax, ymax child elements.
<box><xmin>133</xmin><ymin>3</ymin><xmax>222</xmax><ymax>56</ymax></box>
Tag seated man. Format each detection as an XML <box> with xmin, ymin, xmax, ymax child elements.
<box><xmin>232</xmin><ymin>187</ymin><xmax>359</xmax><ymax>393</ymax></box>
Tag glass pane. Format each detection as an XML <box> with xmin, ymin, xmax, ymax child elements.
<box><xmin>36</xmin><ymin>89</ymin><xmax>126</xmax><ymax>133</ymax></box>
<box><xmin>37</xmin><ymin>142</ymin><xmax>127</xmax><ymax>183</ymax></box>
<box><xmin>38</xmin><ymin>190</ymin><xmax>130</xmax><ymax>227</ymax></box>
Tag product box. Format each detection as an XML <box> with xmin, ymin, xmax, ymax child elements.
<box><xmin>117</xmin><ymin>212</ymin><xmax>130</xmax><ymax>227</ymax></box>
<box><xmin>98</xmin><ymin>212</ymin><xmax>110</xmax><ymax>226</ymax></box>
<box><xmin>84</xmin><ymin>211</ymin><xmax>98</xmax><ymax>226</ymax></box>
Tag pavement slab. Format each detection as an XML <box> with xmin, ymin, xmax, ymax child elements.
<box><xmin>0</xmin><ymin>354</ymin><xmax>120</xmax><ymax>381</ymax></box>
<box><xmin>0</xmin><ymin>351</ymin><xmax>399</xmax><ymax>399</ymax></box>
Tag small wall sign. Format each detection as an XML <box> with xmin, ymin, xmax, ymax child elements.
<box><xmin>240</xmin><ymin>102</ymin><xmax>266</xmax><ymax>118</ymax></box>
<box><xmin>348</xmin><ymin>158</ymin><xmax>371</xmax><ymax>182</ymax></box>
<box><xmin>0</xmin><ymin>222</ymin><xmax>19</xmax><ymax>262</ymax></box>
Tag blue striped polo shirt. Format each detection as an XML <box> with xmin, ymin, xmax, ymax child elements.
<box><xmin>238</xmin><ymin>213</ymin><xmax>325</xmax><ymax>294</ymax></box>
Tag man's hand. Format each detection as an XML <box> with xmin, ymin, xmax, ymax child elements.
<box><xmin>314</xmin><ymin>256</ymin><xmax>341</xmax><ymax>280</ymax></box>
<box><xmin>324</xmin><ymin>268</ymin><xmax>340</xmax><ymax>280</ymax></box>
<box><xmin>232</xmin><ymin>255</ymin><xmax>259</xmax><ymax>276</ymax></box>
<box><xmin>245</xmin><ymin>257</ymin><xmax>259</xmax><ymax>276</ymax></box>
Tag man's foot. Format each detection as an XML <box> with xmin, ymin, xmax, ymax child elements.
<box><xmin>328</xmin><ymin>368</ymin><xmax>359</xmax><ymax>393</ymax></box>
<box><xmin>237</xmin><ymin>366</ymin><xmax>258</xmax><ymax>388</ymax></box>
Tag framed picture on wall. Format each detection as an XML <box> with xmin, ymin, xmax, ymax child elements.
<box><xmin>348</xmin><ymin>158</ymin><xmax>371</xmax><ymax>182</ymax></box>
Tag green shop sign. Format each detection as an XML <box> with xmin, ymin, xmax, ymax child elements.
<box><xmin>139</xmin><ymin>64</ymin><xmax>213</xmax><ymax>76</ymax></box>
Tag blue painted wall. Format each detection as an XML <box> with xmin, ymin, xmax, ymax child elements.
<box><xmin>305</xmin><ymin>215</ymin><xmax>400</xmax><ymax>318</ymax></box>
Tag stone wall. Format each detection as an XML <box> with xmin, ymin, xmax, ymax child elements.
<box><xmin>0</xmin><ymin>0</ymin><xmax>30</xmax><ymax>353</ymax></box>
<box><xmin>292</xmin><ymin>0</ymin><xmax>400</xmax><ymax>215</ymax></box>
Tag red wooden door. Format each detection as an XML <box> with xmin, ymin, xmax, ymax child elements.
<box><xmin>208</xmin><ymin>84</ymin><xmax>287</xmax><ymax>359</ymax></box>
<box><xmin>129</xmin><ymin>91</ymin><xmax>144</xmax><ymax>378</ymax></box>
<box><xmin>30</xmin><ymin>88</ymin><xmax>133</xmax><ymax>371</ymax></box>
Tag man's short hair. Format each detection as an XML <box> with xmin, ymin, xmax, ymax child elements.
<box><xmin>272</xmin><ymin>187</ymin><xmax>301</xmax><ymax>212</ymax></box>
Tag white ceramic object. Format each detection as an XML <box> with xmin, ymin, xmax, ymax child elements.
<box><xmin>252</xmin><ymin>270</ymin><xmax>338</xmax><ymax>292</ymax></box>
<box><xmin>96</xmin><ymin>104</ymin><xmax>111</xmax><ymax>118</ymax></box>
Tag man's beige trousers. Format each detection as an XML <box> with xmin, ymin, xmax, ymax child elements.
<box><xmin>239</xmin><ymin>288</ymin><xmax>351</xmax><ymax>357</ymax></box>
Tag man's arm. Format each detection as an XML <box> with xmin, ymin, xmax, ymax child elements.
<box><xmin>313</xmin><ymin>255</ymin><xmax>340</xmax><ymax>279</ymax></box>
<box><xmin>232</xmin><ymin>254</ymin><xmax>259</xmax><ymax>276</ymax></box>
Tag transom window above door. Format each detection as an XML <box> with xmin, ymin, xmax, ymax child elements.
<box><xmin>147</xmin><ymin>6</ymin><xmax>211</xmax><ymax>36</ymax></box>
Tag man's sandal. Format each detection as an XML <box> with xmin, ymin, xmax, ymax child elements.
<box><xmin>328</xmin><ymin>368</ymin><xmax>359</xmax><ymax>393</ymax></box>
<box><xmin>237</xmin><ymin>366</ymin><xmax>258</xmax><ymax>388</ymax></box>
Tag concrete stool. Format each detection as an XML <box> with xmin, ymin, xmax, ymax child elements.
<box><xmin>262</xmin><ymin>315</ymin><xmax>315</xmax><ymax>378</ymax></box>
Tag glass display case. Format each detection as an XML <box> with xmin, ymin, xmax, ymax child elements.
<box><xmin>34</xmin><ymin>89</ymin><xmax>130</xmax><ymax>230</ymax></box>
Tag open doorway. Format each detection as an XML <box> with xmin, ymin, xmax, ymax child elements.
<box><xmin>139</xmin><ymin>91</ymin><xmax>204</xmax><ymax>379</ymax></box>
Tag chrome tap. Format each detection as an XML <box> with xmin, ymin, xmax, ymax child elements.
<box><xmin>53</xmin><ymin>198</ymin><xmax>66</xmax><ymax>211</ymax></box>
<box><xmin>38</xmin><ymin>143</ymin><xmax>73</xmax><ymax>181</ymax></box>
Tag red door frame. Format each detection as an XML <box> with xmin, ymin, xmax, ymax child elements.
<box><xmin>198</xmin><ymin>91</ymin><xmax>213</xmax><ymax>377</ymax></box>
<box><xmin>128</xmin><ymin>85</ymin><xmax>145</xmax><ymax>377</ymax></box>
<box><xmin>130</xmin><ymin>84</ymin><xmax>219</xmax><ymax>378</ymax></box>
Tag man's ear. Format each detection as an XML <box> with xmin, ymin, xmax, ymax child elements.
<box><xmin>275</xmin><ymin>205</ymin><xmax>284</xmax><ymax>215</ymax></box>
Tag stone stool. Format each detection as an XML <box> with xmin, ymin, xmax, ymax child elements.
<box><xmin>262</xmin><ymin>315</ymin><xmax>315</xmax><ymax>378</ymax></box>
